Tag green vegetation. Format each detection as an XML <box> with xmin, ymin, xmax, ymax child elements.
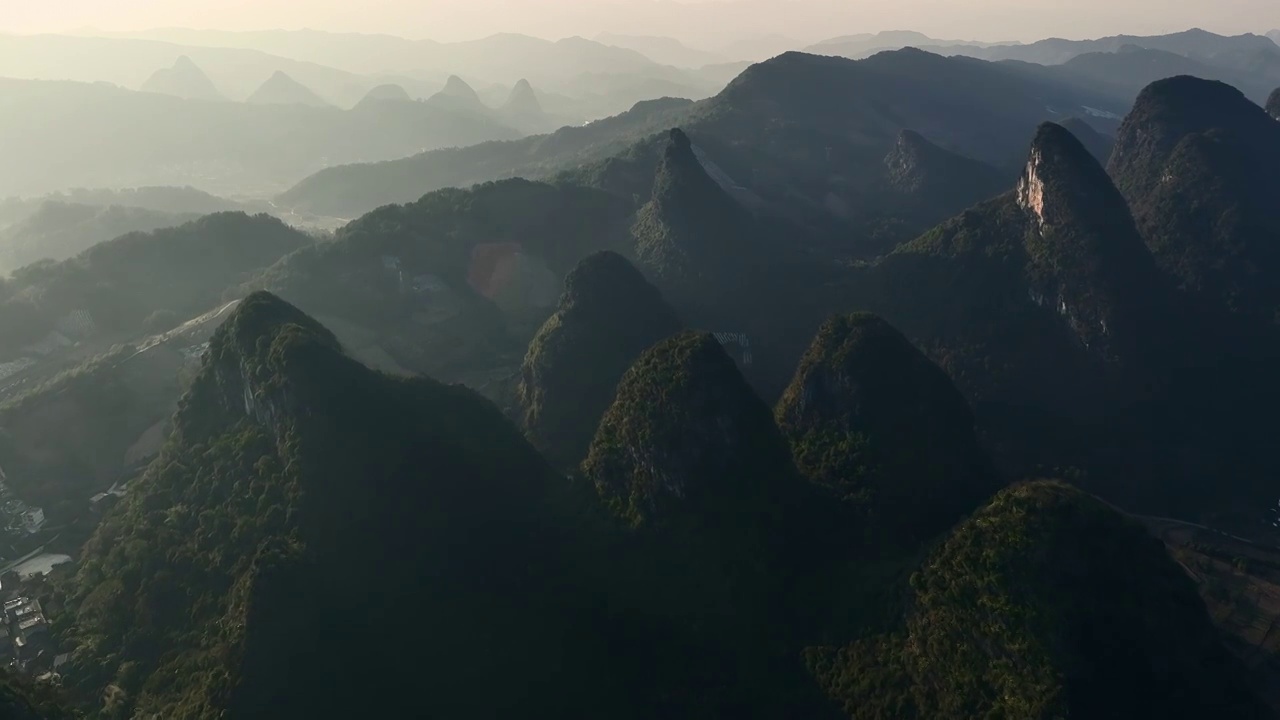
<box><xmin>1109</xmin><ymin>76</ymin><xmax>1280</xmax><ymax>326</ymax></box>
<box><xmin>61</xmin><ymin>292</ymin><xmax>625</xmax><ymax>718</ymax></box>
<box><xmin>519</xmin><ymin>251</ymin><xmax>681</xmax><ymax>468</ymax></box>
<box><xmin>0</xmin><ymin>671</ymin><xmax>77</xmax><ymax>719</ymax></box>
<box><xmin>812</xmin><ymin>481</ymin><xmax>1265</xmax><ymax>719</ymax></box>
<box><xmin>0</xmin><ymin>201</ymin><xmax>198</xmax><ymax>273</ymax></box>
<box><xmin>581</xmin><ymin>330</ymin><xmax>840</xmax><ymax>717</ymax></box>
<box><xmin>776</xmin><ymin>313</ymin><xmax>1000</xmax><ymax>547</ymax></box>
<box><xmin>0</xmin><ymin>212</ymin><xmax>310</xmax><ymax>359</ymax></box>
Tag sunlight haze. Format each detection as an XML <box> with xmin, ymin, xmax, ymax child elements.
<box><xmin>6</xmin><ymin>0</ymin><xmax>1280</xmax><ymax>44</ymax></box>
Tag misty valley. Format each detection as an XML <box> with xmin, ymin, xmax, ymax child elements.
<box><xmin>2</xmin><ymin>13</ymin><xmax>1280</xmax><ymax>720</ymax></box>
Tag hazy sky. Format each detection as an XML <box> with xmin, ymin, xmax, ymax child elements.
<box><xmin>5</xmin><ymin>0</ymin><xmax>1279</xmax><ymax>46</ymax></box>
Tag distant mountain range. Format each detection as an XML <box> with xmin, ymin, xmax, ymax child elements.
<box><xmin>280</xmin><ymin>47</ymin><xmax>1128</xmax><ymax>218</ymax></box>
<box><xmin>0</xmin><ymin>75</ymin><xmax>523</xmax><ymax>197</ymax></box>
<box><xmin>3</xmin><ymin>37</ymin><xmax>1280</xmax><ymax>716</ymax></box>
<box><xmin>140</xmin><ymin>55</ymin><xmax>226</xmax><ymax>101</ymax></box>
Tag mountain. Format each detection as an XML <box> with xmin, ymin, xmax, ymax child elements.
<box><xmin>279</xmin><ymin>95</ymin><xmax>693</xmax><ymax>217</ymax></box>
<box><xmin>1058</xmin><ymin>116</ymin><xmax>1115</xmax><ymax>164</ymax></box>
<box><xmin>358</xmin><ymin>83</ymin><xmax>412</xmax><ymax>103</ymax></box>
<box><xmin>425</xmin><ymin>74</ymin><xmax>489</xmax><ymax>114</ymax></box>
<box><xmin>0</xmin><ymin>300</ymin><xmax>240</xmax><ymax>509</ymax></box>
<box><xmin>1048</xmin><ymin>45</ymin><xmax>1275</xmax><ymax>105</ymax></box>
<box><xmin>631</xmin><ymin>129</ymin><xmax>772</xmax><ymax>326</ymax></box>
<box><xmin>868</xmin><ymin>129</ymin><xmax>1007</xmax><ymax>252</ymax></box>
<box><xmin>581</xmin><ymin>329</ymin><xmax>834</xmax><ymax>714</ymax></box>
<box><xmin>943</xmin><ymin>27</ymin><xmax>1279</xmax><ymax>66</ymax></box>
<box><xmin>775</xmin><ymin>313</ymin><xmax>999</xmax><ymax>546</ymax></box>
<box><xmin>0</xmin><ymin>33</ymin><xmax>381</xmax><ymax>106</ymax></box>
<box><xmin>282</xmin><ymin>48</ymin><xmax>1123</xmax><ymax>223</ymax></box>
<box><xmin>1108</xmin><ymin>76</ymin><xmax>1280</xmax><ymax>325</ymax></box>
<box><xmin>245</xmin><ymin>70</ymin><xmax>330</xmax><ymax>106</ymax></box>
<box><xmin>519</xmin><ymin>251</ymin><xmax>681</xmax><ymax>469</ymax></box>
<box><xmin>875</xmin><ymin>121</ymin><xmax>1169</xmax><ymax>393</ymax></box>
<box><xmin>0</xmin><ymin>201</ymin><xmax>198</xmax><ymax>272</ymax></box>
<box><xmin>810</xmin><ymin>480</ymin><xmax>1267</xmax><ymax>719</ymax></box>
<box><xmin>140</xmin><ymin>55</ymin><xmax>226</xmax><ymax>101</ymax></box>
<box><xmin>245</xmin><ymin>179</ymin><xmax>636</xmax><ymax>387</ymax></box>
<box><xmin>498</xmin><ymin>78</ymin><xmax>556</xmax><ymax>133</ymax></box>
<box><xmin>595</xmin><ymin>33</ymin><xmax>729</xmax><ymax>68</ymax></box>
<box><xmin>937</xmin><ymin>29</ymin><xmax>1280</xmax><ymax>103</ymax></box>
<box><xmin>804</xmin><ymin>30</ymin><xmax>1007</xmax><ymax>60</ymax></box>
<box><xmin>1269</xmin><ymin>87</ymin><xmax>1280</xmax><ymax>119</ymax></box>
<box><xmin>503</xmin><ymin>78</ymin><xmax>544</xmax><ymax>115</ymax></box>
<box><xmin>0</xmin><ymin>212</ymin><xmax>311</xmax><ymax>361</ymax></box>
<box><xmin>60</xmin><ymin>291</ymin><xmax>627</xmax><ymax>718</ymax></box>
<box><xmin>117</xmin><ymin>28</ymin><xmax>699</xmax><ymax>89</ymax></box>
<box><xmin>0</xmin><ymin>77</ymin><xmax>521</xmax><ymax>198</ymax></box>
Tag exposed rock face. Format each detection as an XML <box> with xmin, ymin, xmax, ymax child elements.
<box><xmin>776</xmin><ymin>313</ymin><xmax>999</xmax><ymax>545</ymax></box>
<box><xmin>519</xmin><ymin>251</ymin><xmax>681</xmax><ymax>469</ymax></box>
<box><xmin>1268</xmin><ymin>87</ymin><xmax>1280</xmax><ymax>120</ymax></box>
<box><xmin>1015</xmin><ymin>122</ymin><xmax>1167</xmax><ymax>366</ymax></box>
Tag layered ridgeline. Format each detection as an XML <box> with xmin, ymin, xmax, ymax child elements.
<box><xmin>242</xmin><ymin>179</ymin><xmax>635</xmax><ymax>381</ymax></box>
<box><xmin>581</xmin><ymin>330</ymin><xmax>837</xmax><ymax>716</ymax></box>
<box><xmin>632</xmin><ymin>128</ymin><xmax>768</xmax><ymax>325</ymax></box>
<box><xmin>519</xmin><ymin>251</ymin><xmax>681</xmax><ymax>469</ymax></box>
<box><xmin>0</xmin><ymin>212</ymin><xmax>311</xmax><ymax>359</ymax></box>
<box><xmin>1109</xmin><ymin>76</ymin><xmax>1280</xmax><ymax>326</ymax></box>
<box><xmin>861</xmin><ymin>122</ymin><xmax>1173</xmax><ymax>419</ymax></box>
<box><xmin>775</xmin><ymin>313</ymin><xmax>1000</xmax><ymax>548</ymax></box>
<box><xmin>866</xmin><ymin>129</ymin><xmax>1008</xmax><ymax>254</ymax></box>
<box><xmin>140</xmin><ymin>56</ymin><xmax>226</xmax><ymax>102</ymax></box>
<box><xmin>809</xmin><ymin>481</ymin><xmax>1266</xmax><ymax>720</ymax></box>
<box><xmin>245</xmin><ymin>70</ymin><xmax>330</xmax><ymax>107</ymax></box>
<box><xmin>0</xmin><ymin>200</ymin><xmax>199</xmax><ymax>272</ymax></box>
<box><xmin>281</xmin><ymin>48</ymin><xmax>1125</xmax><ymax>218</ymax></box>
<box><xmin>61</xmin><ymin>292</ymin><xmax>625</xmax><ymax>719</ymax></box>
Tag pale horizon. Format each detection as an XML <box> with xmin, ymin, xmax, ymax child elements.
<box><xmin>4</xmin><ymin>0</ymin><xmax>1279</xmax><ymax>48</ymax></box>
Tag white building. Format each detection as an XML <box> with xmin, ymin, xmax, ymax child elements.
<box><xmin>21</xmin><ymin>507</ymin><xmax>44</xmax><ymax>535</ymax></box>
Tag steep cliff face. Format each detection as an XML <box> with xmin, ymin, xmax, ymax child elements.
<box><xmin>862</xmin><ymin>122</ymin><xmax>1172</xmax><ymax>419</ymax></box>
<box><xmin>1015</xmin><ymin>122</ymin><xmax>1168</xmax><ymax>367</ymax></box>
<box><xmin>776</xmin><ymin>313</ymin><xmax>1000</xmax><ymax>546</ymax></box>
<box><xmin>519</xmin><ymin>251</ymin><xmax>682</xmax><ymax>468</ymax></box>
